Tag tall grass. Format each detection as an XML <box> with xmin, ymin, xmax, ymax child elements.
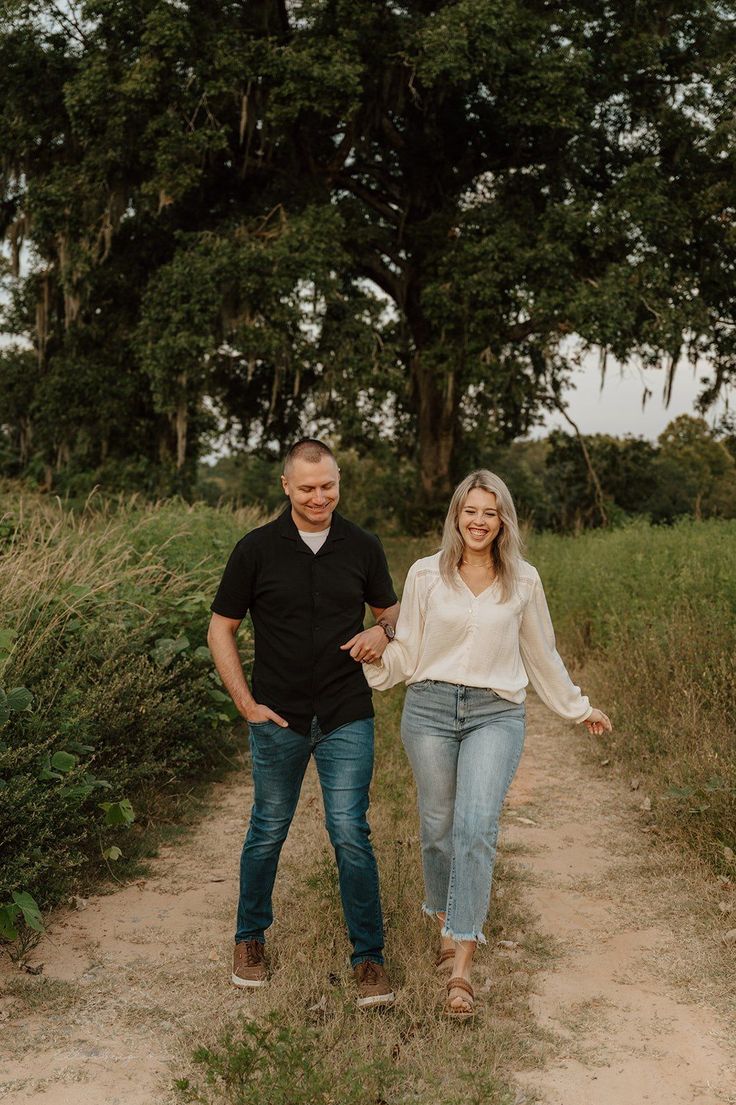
<box><xmin>0</xmin><ymin>488</ymin><xmax>263</xmax><ymax>910</ymax></box>
<box><xmin>530</xmin><ymin>518</ymin><xmax>736</xmax><ymax>869</ymax></box>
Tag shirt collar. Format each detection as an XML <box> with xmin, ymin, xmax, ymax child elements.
<box><xmin>277</xmin><ymin>507</ymin><xmax>347</xmax><ymax>549</ymax></box>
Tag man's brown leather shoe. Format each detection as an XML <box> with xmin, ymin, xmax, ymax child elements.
<box><xmin>231</xmin><ymin>940</ymin><xmax>268</xmax><ymax>988</ymax></box>
<box><xmin>353</xmin><ymin>960</ymin><xmax>395</xmax><ymax>1009</ymax></box>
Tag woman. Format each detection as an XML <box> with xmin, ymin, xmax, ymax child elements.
<box><xmin>364</xmin><ymin>471</ymin><xmax>611</xmax><ymax>1019</ymax></box>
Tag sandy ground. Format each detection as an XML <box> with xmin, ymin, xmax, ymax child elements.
<box><xmin>508</xmin><ymin>702</ymin><xmax>736</xmax><ymax>1105</ymax></box>
<box><xmin>1</xmin><ymin>697</ymin><xmax>734</xmax><ymax>1104</ymax></box>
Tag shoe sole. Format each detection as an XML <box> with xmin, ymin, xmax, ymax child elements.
<box><xmin>356</xmin><ymin>991</ymin><xmax>396</xmax><ymax>1009</ymax></box>
<box><xmin>231</xmin><ymin>973</ymin><xmax>268</xmax><ymax>989</ymax></box>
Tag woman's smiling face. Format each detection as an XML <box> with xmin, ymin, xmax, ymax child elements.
<box><xmin>459</xmin><ymin>488</ymin><xmax>502</xmax><ymax>555</ymax></box>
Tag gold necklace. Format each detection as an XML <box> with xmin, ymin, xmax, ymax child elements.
<box><xmin>460</xmin><ymin>558</ymin><xmax>494</xmax><ymax>574</ymax></box>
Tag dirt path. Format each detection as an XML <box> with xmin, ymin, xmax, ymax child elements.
<box><xmin>507</xmin><ymin>699</ymin><xmax>736</xmax><ymax>1105</ymax></box>
<box><xmin>0</xmin><ymin>760</ymin><xmax>331</xmax><ymax>1105</ymax></box>
<box><xmin>1</xmin><ymin>698</ymin><xmax>734</xmax><ymax>1104</ymax></box>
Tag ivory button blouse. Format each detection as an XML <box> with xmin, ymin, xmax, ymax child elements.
<box><xmin>364</xmin><ymin>552</ymin><xmax>592</xmax><ymax>723</ymax></box>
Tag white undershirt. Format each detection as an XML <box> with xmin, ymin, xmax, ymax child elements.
<box><xmin>298</xmin><ymin>527</ymin><xmax>330</xmax><ymax>554</ymax></box>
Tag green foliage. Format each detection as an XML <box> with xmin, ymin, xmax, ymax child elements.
<box><xmin>0</xmin><ymin>683</ymin><xmax>33</xmax><ymax>728</ymax></box>
<box><xmin>99</xmin><ymin>799</ymin><xmax>136</xmax><ymax>828</ymax></box>
<box><xmin>197</xmin><ymin>443</ymin><xmax>417</xmax><ymax>533</ymax></box>
<box><xmin>0</xmin><ymin>491</ymin><xmax>262</xmax><ymax>911</ymax></box>
<box><xmin>196</xmin><ymin>415</ymin><xmax>736</xmax><ymax>535</ymax></box>
<box><xmin>174</xmin><ymin>1012</ymin><xmax>399</xmax><ymax>1105</ymax></box>
<box><xmin>2</xmin><ymin>1</ymin><xmax>735</xmax><ymax>508</ymax></box>
<box><xmin>0</xmin><ymin>890</ymin><xmax>43</xmax><ymax>943</ymax></box>
<box><xmin>531</xmin><ymin>518</ymin><xmax>736</xmax><ymax>867</ymax></box>
<box><xmin>475</xmin><ymin>416</ymin><xmax>736</xmax><ymax>533</ymax></box>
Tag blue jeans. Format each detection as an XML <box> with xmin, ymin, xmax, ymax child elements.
<box><xmin>236</xmin><ymin>715</ymin><xmax>384</xmax><ymax>966</ymax></box>
<box><xmin>401</xmin><ymin>681</ymin><xmax>525</xmax><ymax>944</ymax></box>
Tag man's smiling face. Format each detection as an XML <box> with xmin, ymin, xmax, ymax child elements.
<box><xmin>281</xmin><ymin>455</ymin><xmax>341</xmax><ymax>532</ymax></box>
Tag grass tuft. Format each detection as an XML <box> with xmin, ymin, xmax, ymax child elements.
<box><xmin>530</xmin><ymin>518</ymin><xmax>736</xmax><ymax>869</ymax></box>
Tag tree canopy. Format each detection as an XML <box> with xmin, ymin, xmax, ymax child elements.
<box><xmin>1</xmin><ymin>0</ymin><xmax>735</xmax><ymax>511</ymax></box>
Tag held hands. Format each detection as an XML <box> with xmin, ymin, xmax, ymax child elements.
<box><xmin>583</xmin><ymin>708</ymin><xmax>612</xmax><ymax>737</ymax></box>
<box><xmin>340</xmin><ymin>624</ymin><xmax>389</xmax><ymax>664</ymax></box>
<box><xmin>243</xmin><ymin>702</ymin><xmax>289</xmax><ymax>728</ymax></box>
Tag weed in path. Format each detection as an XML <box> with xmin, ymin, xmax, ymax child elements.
<box><xmin>173</xmin><ymin>1012</ymin><xmax>401</xmax><ymax>1105</ymax></box>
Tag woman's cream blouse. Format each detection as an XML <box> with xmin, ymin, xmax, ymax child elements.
<box><xmin>364</xmin><ymin>553</ymin><xmax>592</xmax><ymax>723</ymax></box>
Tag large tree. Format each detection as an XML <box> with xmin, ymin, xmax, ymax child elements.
<box><xmin>255</xmin><ymin>0</ymin><xmax>736</xmax><ymax>499</ymax></box>
<box><xmin>1</xmin><ymin>1</ymin><xmax>735</xmax><ymax>505</ymax></box>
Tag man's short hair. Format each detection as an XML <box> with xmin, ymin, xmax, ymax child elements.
<box><xmin>283</xmin><ymin>438</ymin><xmax>336</xmax><ymax>475</ymax></box>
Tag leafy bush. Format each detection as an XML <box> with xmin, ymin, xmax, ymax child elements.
<box><xmin>174</xmin><ymin>1013</ymin><xmax>399</xmax><ymax>1105</ymax></box>
<box><xmin>0</xmin><ymin>490</ymin><xmax>262</xmax><ymax>919</ymax></box>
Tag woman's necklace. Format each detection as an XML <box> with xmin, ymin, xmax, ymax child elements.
<box><xmin>460</xmin><ymin>557</ymin><xmax>495</xmax><ymax>578</ymax></box>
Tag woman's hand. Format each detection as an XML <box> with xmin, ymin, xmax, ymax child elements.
<box><xmin>583</xmin><ymin>708</ymin><xmax>612</xmax><ymax>736</ymax></box>
<box><xmin>340</xmin><ymin>624</ymin><xmax>389</xmax><ymax>664</ymax></box>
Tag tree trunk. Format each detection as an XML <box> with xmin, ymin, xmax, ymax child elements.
<box><xmin>174</xmin><ymin>404</ymin><xmax>187</xmax><ymax>470</ymax></box>
<box><xmin>55</xmin><ymin>441</ymin><xmax>70</xmax><ymax>471</ymax></box>
<box><xmin>175</xmin><ymin>374</ymin><xmax>188</xmax><ymax>471</ymax></box>
<box><xmin>19</xmin><ymin>418</ymin><xmax>32</xmax><ymax>466</ymax></box>
<box><xmin>412</xmin><ymin>351</ymin><xmax>455</xmax><ymax>507</ymax></box>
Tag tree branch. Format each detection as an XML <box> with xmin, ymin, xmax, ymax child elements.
<box><xmin>47</xmin><ymin>1</ymin><xmax>90</xmax><ymax>46</ymax></box>
<box><xmin>351</xmin><ymin>159</ymin><xmax>403</xmax><ymax>202</ymax></box>
<box><xmin>551</xmin><ymin>396</ymin><xmax>609</xmax><ymax>526</ymax></box>
<box><xmin>325</xmin><ymin>123</ymin><xmax>356</xmax><ymax>172</ymax></box>
<box><xmin>380</xmin><ymin>113</ymin><xmax>406</xmax><ymax>151</ymax></box>
<box><xmin>357</xmin><ymin>252</ymin><xmax>405</xmax><ymax>308</ymax></box>
<box><xmin>335</xmin><ymin>174</ymin><xmax>402</xmax><ymax>225</ymax></box>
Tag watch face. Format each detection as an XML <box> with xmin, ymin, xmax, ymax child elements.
<box><xmin>382</xmin><ymin>622</ymin><xmax>395</xmax><ymax>640</ymax></box>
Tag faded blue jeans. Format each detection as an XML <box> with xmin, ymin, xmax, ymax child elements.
<box><xmin>236</xmin><ymin>716</ymin><xmax>384</xmax><ymax>966</ymax></box>
<box><xmin>401</xmin><ymin>681</ymin><xmax>525</xmax><ymax>944</ymax></box>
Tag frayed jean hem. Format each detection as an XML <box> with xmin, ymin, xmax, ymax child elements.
<box><xmin>441</xmin><ymin>924</ymin><xmax>487</xmax><ymax>946</ymax></box>
<box><xmin>421</xmin><ymin>903</ymin><xmax>445</xmax><ymax>919</ymax></box>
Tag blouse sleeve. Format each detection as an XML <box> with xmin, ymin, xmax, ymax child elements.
<box><xmin>519</xmin><ymin>571</ymin><xmax>592</xmax><ymax>722</ymax></box>
<box><xmin>363</xmin><ymin>560</ymin><xmax>426</xmax><ymax>691</ymax></box>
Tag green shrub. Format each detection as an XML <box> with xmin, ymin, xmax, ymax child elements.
<box><xmin>174</xmin><ymin>1013</ymin><xmax>399</xmax><ymax>1105</ymax></box>
<box><xmin>0</xmin><ymin>489</ymin><xmax>262</xmax><ymax>916</ymax></box>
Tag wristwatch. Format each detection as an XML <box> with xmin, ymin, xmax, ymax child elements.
<box><xmin>377</xmin><ymin>619</ymin><xmax>395</xmax><ymax>641</ymax></box>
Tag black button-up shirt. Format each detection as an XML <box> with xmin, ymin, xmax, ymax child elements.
<box><xmin>210</xmin><ymin>509</ymin><xmax>397</xmax><ymax>735</ymax></box>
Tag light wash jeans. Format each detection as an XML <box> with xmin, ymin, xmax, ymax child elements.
<box><xmin>236</xmin><ymin>716</ymin><xmax>384</xmax><ymax>967</ymax></box>
<box><xmin>401</xmin><ymin>680</ymin><xmax>525</xmax><ymax>944</ymax></box>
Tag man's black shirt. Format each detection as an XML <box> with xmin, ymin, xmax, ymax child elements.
<box><xmin>210</xmin><ymin>509</ymin><xmax>397</xmax><ymax>735</ymax></box>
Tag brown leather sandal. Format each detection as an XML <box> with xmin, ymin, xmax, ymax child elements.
<box><xmin>434</xmin><ymin>947</ymin><xmax>455</xmax><ymax>972</ymax></box>
<box><xmin>443</xmin><ymin>976</ymin><xmax>475</xmax><ymax>1020</ymax></box>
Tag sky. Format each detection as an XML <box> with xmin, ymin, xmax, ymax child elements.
<box><xmin>534</xmin><ymin>353</ymin><xmax>731</xmax><ymax>441</ymax></box>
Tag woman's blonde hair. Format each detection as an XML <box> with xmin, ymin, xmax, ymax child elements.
<box><xmin>439</xmin><ymin>470</ymin><xmax>523</xmax><ymax>601</ymax></box>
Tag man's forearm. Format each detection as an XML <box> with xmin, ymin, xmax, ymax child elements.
<box><xmin>375</xmin><ymin>601</ymin><xmax>400</xmax><ymax>629</ymax></box>
<box><xmin>207</xmin><ymin>626</ymin><xmax>256</xmax><ymax>717</ymax></box>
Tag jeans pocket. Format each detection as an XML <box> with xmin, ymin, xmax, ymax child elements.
<box><xmin>248</xmin><ymin>719</ymin><xmax>276</xmax><ymax>738</ymax></box>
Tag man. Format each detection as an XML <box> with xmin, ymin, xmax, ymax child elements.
<box><xmin>207</xmin><ymin>439</ymin><xmax>400</xmax><ymax>1008</ymax></box>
